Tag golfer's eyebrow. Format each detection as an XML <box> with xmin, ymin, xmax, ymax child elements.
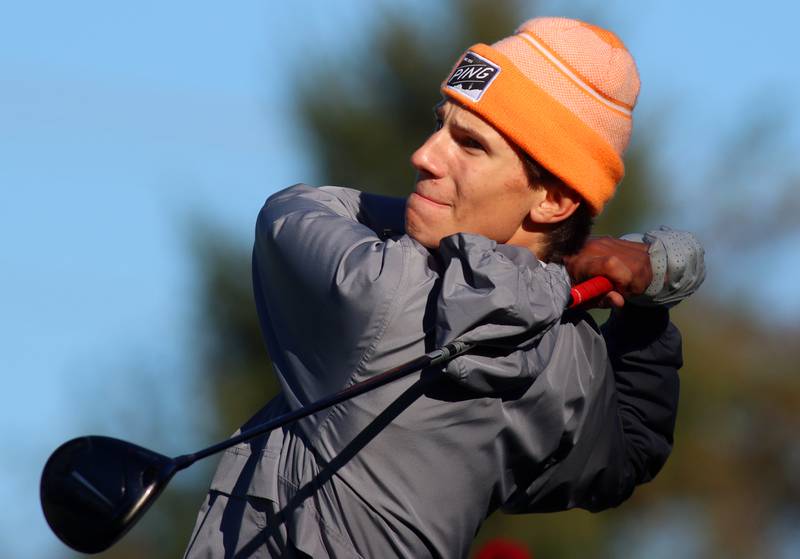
<box><xmin>433</xmin><ymin>103</ymin><xmax>445</xmax><ymax>124</ymax></box>
<box><xmin>433</xmin><ymin>104</ymin><xmax>490</xmax><ymax>147</ymax></box>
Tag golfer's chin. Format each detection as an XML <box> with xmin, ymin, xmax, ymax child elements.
<box><xmin>405</xmin><ymin>205</ymin><xmax>445</xmax><ymax>249</ymax></box>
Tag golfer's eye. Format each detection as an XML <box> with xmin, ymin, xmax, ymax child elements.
<box><xmin>459</xmin><ymin>136</ymin><xmax>486</xmax><ymax>152</ymax></box>
<box><xmin>434</xmin><ymin>117</ymin><xmax>443</xmax><ymax>131</ymax></box>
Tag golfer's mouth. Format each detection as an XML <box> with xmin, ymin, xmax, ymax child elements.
<box><xmin>411</xmin><ymin>191</ymin><xmax>450</xmax><ymax>208</ymax></box>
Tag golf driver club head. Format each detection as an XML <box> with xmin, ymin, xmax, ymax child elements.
<box><xmin>40</xmin><ymin>436</ymin><xmax>178</xmax><ymax>554</ymax></box>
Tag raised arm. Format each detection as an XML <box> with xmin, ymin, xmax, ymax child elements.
<box><xmin>252</xmin><ymin>184</ymin><xmax>407</xmax><ymax>403</ymax></box>
<box><xmin>502</xmin><ymin>229</ymin><xmax>703</xmax><ymax>512</ymax></box>
<box><xmin>500</xmin><ymin>304</ymin><xmax>681</xmax><ymax>513</ymax></box>
<box><xmin>600</xmin><ymin>304</ymin><xmax>682</xmax><ymax>489</ymax></box>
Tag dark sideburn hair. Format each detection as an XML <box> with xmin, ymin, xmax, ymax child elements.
<box><xmin>522</xmin><ymin>155</ymin><xmax>594</xmax><ymax>263</ymax></box>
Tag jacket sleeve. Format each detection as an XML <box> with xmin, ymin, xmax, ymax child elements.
<box><xmin>502</xmin><ymin>305</ymin><xmax>682</xmax><ymax>513</ymax></box>
<box><xmin>433</xmin><ymin>234</ymin><xmax>572</xmax><ymax>393</ymax></box>
<box><xmin>600</xmin><ymin>305</ymin><xmax>682</xmax><ymax>489</ymax></box>
<box><xmin>252</xmin><ymin>184</ymin><xmax>407</xmax><ymax>403</ymax></box>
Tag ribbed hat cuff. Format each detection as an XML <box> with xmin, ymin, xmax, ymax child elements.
<box><xmin>440</xmin><ymin>43</ymin><xmax>624</xmax><ymax>215</ymax></box>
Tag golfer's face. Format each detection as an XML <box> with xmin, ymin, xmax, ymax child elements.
<box><xmin>405</xmin><ymin>101</ymin><xmax>540</xmax><ymax>249</ymax></box>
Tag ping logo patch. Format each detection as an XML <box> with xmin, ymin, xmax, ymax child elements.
<box><xmin>445</xmin><ymin>51</ymin><xmax>501</xmax><ymax>102</ymax></box>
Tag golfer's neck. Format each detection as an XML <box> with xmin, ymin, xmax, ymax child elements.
<box><xmin>505</xmin><ymin>230</ymin><xmax>548</xmax><ymax>262</ymax></box>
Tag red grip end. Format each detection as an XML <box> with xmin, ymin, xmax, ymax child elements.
<box><xmin>568</xmin><ymin>277</ymin><xmax>614</xmax><ymax>309</ymax></box>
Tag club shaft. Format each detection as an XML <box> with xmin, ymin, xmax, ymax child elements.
<box><xmin>173</xmin><ymin>277</ymin><xmax>610</xmax><ymax>471</ymax></box>
<box><xmin>173</xmin><ymin>340</ymin><xmax>474</xmax><ymax>470</ymax></box>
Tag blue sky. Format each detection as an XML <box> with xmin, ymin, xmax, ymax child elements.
<box><xmin>2</xmin><ymin>1</ymin><xmax>799</xmax><ymax>557</ymax></box>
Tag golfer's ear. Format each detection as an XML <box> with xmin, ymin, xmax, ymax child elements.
<box><xmin>529</xmin><ymin>185</ymin><xmax>580</xmax><ymax>224</ymax></box>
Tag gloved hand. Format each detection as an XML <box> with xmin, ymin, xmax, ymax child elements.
<box><xmin>564</xmin><ymin>228</ymin><xmax>705</xmax><ymax>308</ymax></box>
<box><xmin>620</xmin><ymin>227</ymin><xmax>706</xmax><ymax>307</ymax></box>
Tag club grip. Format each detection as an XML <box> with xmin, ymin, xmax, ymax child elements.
<box><xmin>568</xmin><ymin>276</ymin><xmax>614</xmax><ymax>309</ymax></box>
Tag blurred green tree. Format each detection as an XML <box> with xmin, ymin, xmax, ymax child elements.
<box><xmin>188</xmin><ymin>225</ymin><xmax>280</xmax><ymax>439</ymax></box>
<box><xmin>71</xmin><ymin>1</ymin><xmax>800</xmax><ymax>558</ymax></box>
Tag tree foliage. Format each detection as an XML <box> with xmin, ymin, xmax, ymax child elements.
<box><xmin>74</xmin><ymin>1</ymin><xmax>800</xmax><ymax>557</ymax></box>
<box><xmin>188</xmin><ymin>225</ymin><xmax>280</xmax><ymax>439</ymax></box>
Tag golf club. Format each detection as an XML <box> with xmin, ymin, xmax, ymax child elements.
<box><xmin>41</xmin><ymin>276</ymin><xmax>613</xmax><ymax>554</ymax></box>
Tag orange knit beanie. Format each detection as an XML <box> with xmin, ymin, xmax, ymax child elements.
<box><xmin>441</xmin><ymin>17</ymin><xmax>640</xmax><ymax>215</ymax></box>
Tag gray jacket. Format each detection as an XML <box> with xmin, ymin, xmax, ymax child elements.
<box><xmin>188</xmin><ymin>184</ymin><xmax>682</xmax><ymax>559</ymax></box>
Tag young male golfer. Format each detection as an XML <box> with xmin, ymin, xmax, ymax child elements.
<box><xmin>185</xmin><ymin>17</ymin><xmax>704</xmax><ymax>558</ymax></box>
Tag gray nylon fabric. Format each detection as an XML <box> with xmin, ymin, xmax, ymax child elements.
<box><xmin>621</xmin><ymin>227</ymin><xmax>706</xmax><ymax>307</ymax></box>
<box><xmin>435</xmin><ymin>234</ymin><xmax>571</xmax><ymax>393</ymax></box>
<box><xmin>184</xmin><ymin>184</ymin><xmax>684</xmax><ymax>559</ymax></box>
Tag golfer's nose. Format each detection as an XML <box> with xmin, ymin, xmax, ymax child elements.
<box><xmin>410</xmin><ymin>132</ymin><xmax>445</xmax><ymax>179</ymax></box>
